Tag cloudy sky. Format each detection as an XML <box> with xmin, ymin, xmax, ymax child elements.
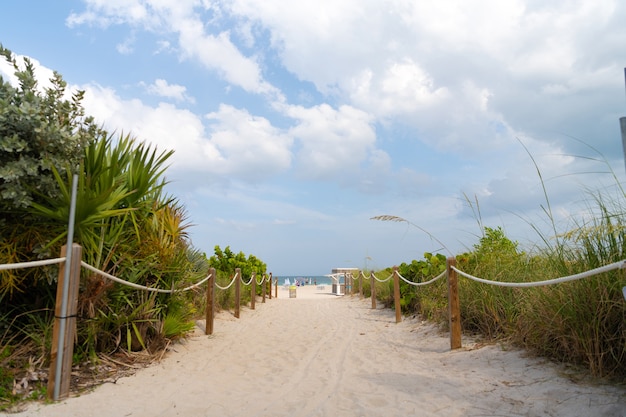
<box><xmin>1</xmin><ymin>0</ymin><xmax>625</xmax><ymax>276</ymax></box>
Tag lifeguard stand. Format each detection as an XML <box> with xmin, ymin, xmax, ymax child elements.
<box><xmin>329</xmin><ymin>267</ymin><xmax>359</xmax><ymax>295</ymax></box>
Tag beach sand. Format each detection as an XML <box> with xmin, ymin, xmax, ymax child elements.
<box><xmin>8</xmin><ymin>284</ymin><xmax>626</xmax><ymax>417</ymax></box>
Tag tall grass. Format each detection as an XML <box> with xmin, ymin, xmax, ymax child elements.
<box><xmin>515</xmin><ymin>191</ymin><xmax>626</xmax><ymax>378</ymax></box>
<box><xmin>371</xmin><ymin>154</ymin><xmax>626</xmax><ymax>380</ymax></box>
<box><xmin>512</xmin><ymin>145</ymin><xmax>626</xmax><ymax>379</ymax></box>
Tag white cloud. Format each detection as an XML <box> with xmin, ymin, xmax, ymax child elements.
<box><xmin>142</xmin><ymin>78</ymin><xmax>195</xmax><ymax>103</ymax></box>
<box><xmin>349</xmin><ymin>59</ymin><xmax>450</xmax><ymax>118</ymax></box>
<box><xmin>226</xmin><ymin>0</ymin><xmax>386</xmax><ymax>94</ymax></box>
<box><xmin>154</xmin><ymin>40</ymin><xmax>173</xmax><ymax>54</ymax></box>
<box><xmin>67</xmin><ymin>0</ymin><xmax>282</xmax><ymax>98</ymax></box>
<box><xmin>204</xmin><ymin>104</ymin><xmax>293</xmax><ymax>180</ymax></box>
<box><xmin>393</xmin><ymin>168</ymin><xmax>432</xmax><ymax>198</ymax></box>
<box><xmin>223</xmin><ymin>0</ymin><xmax>625</xmax><ymax>153</ymax></box>
<box><xmin>7</xmin><ymin>0</ymin><xmax>626</xmax><ymax>272</ymax></box>
<box><xmin>80</xmin><ymin>84</ymin><xmax>292</xmax><ymax>182</ymax></box>
<box><xmin>66</xmin><ymin>0</ymin><xmax>158</xmax><ymax>29</ymax></box>
<box><xmin>457</xmin><ymin>136</ymin><xmax>587</xmax><ymax>221</ymax></box>
<box><xmin>178</xmin><ymin>27</ymin><xmax>278</xmax><ymax>97</ymax></box>
<box><xmin>283</xmin><ymin>103</ymin><xmax>378</xmax><ymax>180</ymax></box>
<box><xmin>359</xmin><ymin>149</ymin><xmax>393</xmax><ymax>194</ymax></box>
<box><xmin>81</xmin><ymin>83</ymin><xmax>207</xmax><ymax>166</ymax></box>
<box><xmin>116</xmin><ymin>33</ymin><xmax>136</xmax><ymax>55</ymax></box>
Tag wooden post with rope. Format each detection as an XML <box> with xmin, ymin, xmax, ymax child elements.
<box><xmin>358</xmin><ymin>271</ymin><xmax>363</xmax><ymax>297</ymax></box>
<box><xmin>274</xmin><ymin>274</ymin><xmax>278</xmax><ymax>298</ymax></box>
<box><xmin>205</xmin><ymin>268</ymin><xmax>216</xmax><ymax>335</ymax></box>
<box><xmin>261</xmin><ymin>273</ymin><xmax>266</xmax><ymax>303</ymax></box>
<box><xmin>346</xmin><ymin>273</ymin><xmax>351</xmax><ymax>295</ymax></box>
<box><xmin>393</xmin><ymin>266</ymin><xmax>401</xmax><ymax>323</ymax></box>
<box><xmin>370</xmin><ymin>272</ymin><xmax>376</xmax><ymax>309</ymax></box>
<box><xmin>235</xmin><ymin>268</ymin><xmax>241</xmax><ymax>319</ymax></box>
<box><xmin>251</xmin><ymin>271</ymin><xmax>256</xmax><ymax>310</ymax></box>
<box><xmin>350</xmin><ymin>273</ymin><xmax>355</xmax><ymax>295</ymax></box>
<box><xmin>268</xmin><ymin>272</ymin><xmax>272</xmax><ymax>299</ymax></box>
<box><xmin>446</xmin><ymin>257</ymin><xmax>462</xmax><ymax>349</ymax></box>
<box><xmin>47</xmin><ymin>243</ymin><xmax>82</xmax><ymax>400</ymax></box>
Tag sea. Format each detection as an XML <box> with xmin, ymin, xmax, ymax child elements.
<box><xmin>274</xmin><ymin>275</ymin><xmax>337</xmax><ymax>286</ymax></box>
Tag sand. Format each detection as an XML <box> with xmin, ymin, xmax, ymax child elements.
<box><xmin>7</xmin><ymin>284</ymin><xmax>626</xmax><ymax>417</ymax></box>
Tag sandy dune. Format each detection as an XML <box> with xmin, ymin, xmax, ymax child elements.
<box><xmin>9</xmin><ymin>285</ymin><xmax>626</xmax><ymax>417</ymax></box>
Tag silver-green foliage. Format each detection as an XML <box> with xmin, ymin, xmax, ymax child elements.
<box><xmin>0</xmin><ymin>45</ymin><xmax>99</xmax><ymax>214</ymax></box>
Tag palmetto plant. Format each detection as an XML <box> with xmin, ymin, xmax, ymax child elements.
<box><xmin>32</xmin><ymin>133</ymin><xmax>174</xmax><ymax>267</ymax></box>
<box><xmin>26</xmin><ymin>131</ymin><xmax>198</xmax><ymax>356</ymax></box>
<box><xmin>0</xmin><ymin>49</ymin><xmax>218</xmax><ymax>403</ymax></box>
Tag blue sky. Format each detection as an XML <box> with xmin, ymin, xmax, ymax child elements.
<box><xmin>1</xmin><ymin>0</ymin><xmax>625</xmax><ymax>276</ymax></box>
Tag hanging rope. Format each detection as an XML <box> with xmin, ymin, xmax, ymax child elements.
<box><xmin>178</xmin><ymin>274</ymin><xmax>213</xmax><ymax>292</ymax></box>
<box><xmin>81</xmin><ymin>261</ymin><xmax>214</xmax><ymax>293</ymax></box>
<box><xmin>450</xmin><ymin>260</ymin><xmax>626</xmax><ymax>288</ymax></box>
<box><xmin>0</xmin><ymin>257</ymin><xmax>66</xmax><ymax>270</ymax></box>
<box><xmin>372</xmin><ymin>271</ymin><xmax>393</xmax><ymax>283</ymax></box>
<box><xmin>81</xmin><ymin>261</ymin><xmax>173</xmax><ymax>293</ymax></box>
<box><xmin>397</xmin><ymin>270</ymin><xmax>447</xmax><ymax>286</ymax></box>
<box><xmin>215</xmin><ymin>272</ymin><xmax>239</xmax><ymax>290</ymax></box>
<box><xmin>241</xmin><ymin>273</ymin><xmax>254</xmax><ymax>286</ymax></box>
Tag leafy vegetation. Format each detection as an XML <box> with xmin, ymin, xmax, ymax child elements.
<box><xmin>0</xmin><ymin>45</ymin><xmax>268</xmax><ymax>408</ymax></box>
<box><xmin>370</xmin><ymin>183</ymin><xmax>626</xmax><ymax>381</ymax></box>
<box><xmin>207</xmin><ymin>245</ymin><xmax>268</xmax><ymax>310</ymax></box>
<box><xmin>2</xmin><ymin>39</ymin><xmax>624</xmax><ymax>409</ymax></box>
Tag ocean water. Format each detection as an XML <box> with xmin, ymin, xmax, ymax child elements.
<box><xmin>274</xmin><ymin>275</ymin><xmax>337</xmax><ymax>286</ymax></box>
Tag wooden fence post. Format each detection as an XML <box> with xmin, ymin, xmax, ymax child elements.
<box><xmin>262</xmin><ymin>274</ymin><xmax>266</xmax><ymax>303</ymax></box>
<box><xmin>206</xmin><ymin>268</ymin><xmax>216</xmax><ymax>335</ymax></box>
<box><xmin>393</xmin><ymin>266</ymin><xmax>401</xmax><ymax>323</ymax></box>
<box><xmin>269</xmin><ymin>272</ymin><xmax>272</xmax><ymax>300</ymax></box>
<box><xmin>358</xmin><ymin>271</ymin><xmax>363</xmax><ymax>298</ymax></box>
<box><xmin>267</xmin><ymin>272</ymin><xmax>272</xmax><ymax>300</ymax></box>
<box><xmin>350</xmin><ymin>273</ymin><xmax>355</xmax><ymax>295</ymax></box>
<box><xmin>447</xmin><ymin>257</ymin><xmax>462</xmax><ymax>349</ymax></box>
<box><xmin>235</xmin><ymin>268</ymin><xmax>241</xmax><ymax>319</ymax></box>
<box><xmin>370</xmin><ymin>272</ymin><xmax>376</xmax><ymax>309</ymax></box>
<box><xmin>251</xmin><ymin>272</ymin><xmax>256</xmax><ymax>310</ymax></box>
<box><xmin>47</xmin><ymin>243</ymin><xmax>82</xmax><ymax>400</ymax></box>
<box><xmin>274</xmin><ymin>274</ymin><xmax>278</xmax><ymax>298</ymax></box>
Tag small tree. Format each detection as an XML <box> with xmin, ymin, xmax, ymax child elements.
<box><xmin>0</xmin><ymin>45</ymin><xmax>100</xmax><ymax>218</ymax></box>
<box><xmin>208</xmin><ymin>245</ymin><xmax>268</xmax><ymax>309</ymax></box>
<box><xmin>0</xmin><ymin>45</ymin><xmax>102</xmax><ymax>298</ymax></box>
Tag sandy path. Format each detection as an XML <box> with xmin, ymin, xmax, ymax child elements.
<box><xmin>8</xmin><ymin>285</ymin><xmax>626</xmax><ymax>417</ymax></box>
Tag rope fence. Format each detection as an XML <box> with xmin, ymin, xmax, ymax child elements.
<box><xmin>444</xmin><ymin>257</ymin><xmax>626</xmax><ymax>349</ymax></box>
<box><xmin>241</xmin><ymin>272</ymin><xmax>255</xmax><ymax>286</ymax></box>
<box><xmin>0</xmin><ymin>257</ymin><xmax>66</xmax><ymax>270</ymax></box>
<box><xmin>342</xmin><ymin>257</ymin><xmax>626</xmax><ymax>350</ymax></box>
<box><xmin>3</xmin><ymin>244</ymin><xmax>624</xmax><ymax>400</ymax></box>
<box><xmin>215</xmin><ymin>272</ymin><xmax>239</xmax><ymax>291</ymax></box>
<box><xmin>371</xmin><ymin>271</ymin><xmax>393</xmax><ymax>282</ymax></box>
<box><xmin>0</xmin><ymin>244</ymin><xmax>276</xmax><ymax>401</ymax></box>
<box><xmin>398</xmin><ymin>270</ymin><xmax>447</xmax><ymax>287</ymax></box>
<box><xmin>450</xmin><ymin>260</ymin><xmax>626</xmax><ymax>288</ymax></box>
<box><xmin>80</xmin><ymin>261</ymin><xmax>214</xmax><ymax>293</ymax></box>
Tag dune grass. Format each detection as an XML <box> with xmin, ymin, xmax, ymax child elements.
<box><xmin>368</xmin><ymin>152</ymin><xmax>626</xmax><ymax>380</ymax></box>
